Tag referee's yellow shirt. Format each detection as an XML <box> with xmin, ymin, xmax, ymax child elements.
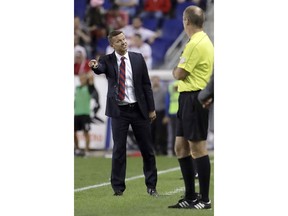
<box><xmin>177</xmin><ymin>31</ymin><xmax>214</xmax><ymax>92</ymax></box>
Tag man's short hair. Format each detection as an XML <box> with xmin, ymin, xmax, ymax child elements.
<box><xmin>108</xmin><ymin>30</ymin><xmax>123</xmax><ymax>43</ymax></box>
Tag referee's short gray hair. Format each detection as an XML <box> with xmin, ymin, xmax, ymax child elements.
<box><xmin>184</xmin><ymin>5</ymin><xmax>205</xmax><ymax>28</ymax></box>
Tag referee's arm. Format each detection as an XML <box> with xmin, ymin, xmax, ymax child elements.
<box><xmin>173</xmin><ymin>67</ymin><xmax>189</xmax><ymax>80</ymax></box>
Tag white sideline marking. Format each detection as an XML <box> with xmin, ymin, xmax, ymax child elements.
<box><xmin>74</xmin><ymin>167</ymin><xmax>180</xmax><ymax>192</ymax></box>
<box><xmin>75</xmin><ymin>159</ymin><xmax>214</xmax><ymax>193</ymax></box>
<box><xmin>163</xmin><ymin>182</ymin><xmax>200</xmax><ymax>196</ymax></box>
<box><xmin>163</xmin><ymin>187</ymin><xmax>185</xmax><ymax>195</ymax></box>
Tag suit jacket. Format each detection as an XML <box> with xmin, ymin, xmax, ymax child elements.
<box><xmin>198</xmin><ymin>71</ymin><xmax>214</xmax><ymax>103</ymax></box>
<box><xmin>92</xmin><ymin>51</ymin><xmax>155</xmax><ymax>119</ymax></box>
<box><xmin>198</xmin><ymin>71</ymin><xmax>214</xmax><ymax>131</ymax></box>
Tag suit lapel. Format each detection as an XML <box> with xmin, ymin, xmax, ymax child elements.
<box><xmin>110</xmin><ymin>52</ymin><xmax>118</xmax><ymax>80</ymax></box>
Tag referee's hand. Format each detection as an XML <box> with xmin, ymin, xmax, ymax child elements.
<box><xmin>88</xmin><ymin>59</ymin><xmax>98</xmax><ymax>69</ymax></box>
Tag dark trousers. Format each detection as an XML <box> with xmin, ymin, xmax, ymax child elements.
<box><xmin>111</xmin><ymin>104</ymin><xmax>157</xmax><ymax>192</ymax></box>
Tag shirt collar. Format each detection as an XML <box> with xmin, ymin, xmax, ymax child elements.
<box><xmin>115</xmin><ymin>51</ymin><xmax>129</xmax><ymax>61</ymax></box>
<box><xmin>190</xmin><ymin>31</ymin><xmax>205</xmax><ymax>40</ymax></box>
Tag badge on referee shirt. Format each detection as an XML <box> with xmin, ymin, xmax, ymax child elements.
<box><xmin>179</xmin><ymin>56</ymin><xmax>186</xmax><ymax>64</ymax></box>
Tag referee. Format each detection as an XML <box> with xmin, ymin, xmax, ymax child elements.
<box><xmin>168</xmin><ymin>5</ymin><xmax>214</xmax><ymax>209</ymax></box>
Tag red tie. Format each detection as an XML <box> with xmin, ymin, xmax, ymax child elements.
<box><xmin>118</xmin><ymin>56</ymin><xmax>126</xmax><ymax>101</ymax></box>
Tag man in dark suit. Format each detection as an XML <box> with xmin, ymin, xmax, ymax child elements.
<box><xmin>198</xmin><ymin>70</ymin><xmax>214</xmax><ymax>131</ymax></box>
<box><xmin>88</xmin><ymin>30</ymin><xmax>158</xmax><ymax>197</ymax></box>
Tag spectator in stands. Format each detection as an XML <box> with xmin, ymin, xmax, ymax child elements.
<box><xmin>74</xmin><ymin>16</ymin><xmax>92</xmax><ymax>58</ymax></box>
<box><xmin>129</xmin><ymin>33</ymin><xmax>152</xmax><ymax>70</ymax></box>
<box><xmin>114</xmin><ymin>0</ymin><xmax>139</xmax><ymax>21</ymax></box>
<box><xmin>74</xmin><ymin>72</ymin><xmax>96</xmax><ymax>156</ymax></box>
<box><xmin>105</xmin><ymin>4</ymin><xmax>129</xmax><ymax>32</ymax></box>
<box><xmin>86</xmin><ymin>0</ymin><xmax>107</xmax><ymax>57</ymax></box>
<box><xmin>74</xmin><ymin>45</ymin><xmax>91</xmax><ymax>76</ymax></box>
<box><xmin>151</xmin><ymin>76</ymin><xmax>168</xmax><ymax>155</ymax></box>
<box><xmin>139</xmin><ymin>0</ymin><xmax>171</xmax><ymax>29</ymax></box>
<box><xmin>120</xmin><ymin>17</ymin><xmax>160</xmax><ymax>44</ymax></box>
<box><xmin>74</xmin><ymin>33</ymin><xmax>87</xmax><ymax>57</ymax></box>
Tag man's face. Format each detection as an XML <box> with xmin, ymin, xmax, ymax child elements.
<box><xmin>132</xmin><ymin>35</ymin><xmax>142</xmax><ymax>47</ymax></box>
<box><xmin>132</xmin><ymin>18</ymin><xmax>142</xmax><ymax>29</ymax></box>
<box><xmin>110</xmin><ymin>33</ymin><xmax>128</xmax><ymax>54</ymax></box>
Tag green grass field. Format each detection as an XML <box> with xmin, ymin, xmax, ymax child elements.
<box><xmin>75</xmin><ymin>153</ymin><xmax>214</xmax><ymax>216</ymax></box>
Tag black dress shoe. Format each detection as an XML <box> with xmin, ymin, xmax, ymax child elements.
<box><xmin>147</xmin><ymin>188</ymin><xmax>159</xmax><ymax>197</ymax></box>
<box><xmin>113</xmin><ymin>191</ymin><xmax>123</xmax><ymax>196</ymax></box>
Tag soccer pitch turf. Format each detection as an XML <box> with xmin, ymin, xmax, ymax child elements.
<box><xmin>75</xmin><ymin>154</ymin><xmax>214</xmax><ymax>216</ymax></box>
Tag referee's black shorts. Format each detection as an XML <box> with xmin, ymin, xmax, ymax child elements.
<box><xmin>176</xmin><ymin>91</ymin><xmax>209</xmax><ymax>141</ymax></box>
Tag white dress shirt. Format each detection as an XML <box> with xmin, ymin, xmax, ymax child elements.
<box><xmin>115</xmin><ymin>51</ymin><xmax>137</xmax><ymax>105</ymax></box>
